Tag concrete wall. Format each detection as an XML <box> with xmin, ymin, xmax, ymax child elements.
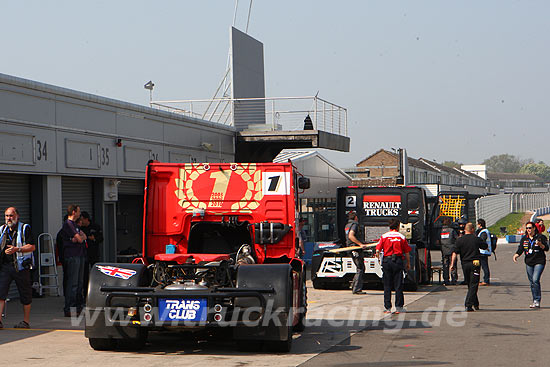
<box><xmin>0</xmin><ymin>73</ymin><xmax>237</xmax><ymax>266</ymax></box>
<box><xmin>0</xmin><ymin>73</ymin><xmax>235</xmax><ymax>178</ymax></box>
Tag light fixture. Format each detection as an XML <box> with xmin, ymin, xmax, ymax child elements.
<box><xmin>200</xmin><ymin>142</ymin><xmax>213</xmax><ymax>151</ymax></box>
<box><xmin>144</xmin><ymin>81</ymin><xmax>154</xmax><ymax>90</ymax></box>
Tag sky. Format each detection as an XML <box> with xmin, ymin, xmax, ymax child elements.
<box><xmin>2</xmin><ymin>0</ymin><xmax>549</xmax><ymax>168</ymax></box>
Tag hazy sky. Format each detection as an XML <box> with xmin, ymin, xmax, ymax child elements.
<box><xmin>2</xmin><ymin>1</ymin><xmax>548</xmax><ymax>168</ymax></box>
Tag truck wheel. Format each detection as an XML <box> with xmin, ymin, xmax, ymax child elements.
<box><xmin>266</xmin><ymin>272</ymin><xmax>293</xmax><ymax>353</ymax></box>
<box><xmin>267</xmin><ymin>324</ymin><xmax>293</xmax><ymax>353</ymax></box>
<box><xmin>117</xmin><ymin>329</ymin><xmax>148</xmax><ymax>351</ymax></box>
<box><xmin>404</xmin><ymin>251</ymin><xmax>420</xmax><ymax>291</ymax></box>
<box><xmin>236</xmin><ymin>340</ymin><xmax>263</xmax><ymax>352</ymax></box>
<box><xmin>293</xmin><ymin>276</ymin><xmax>307</xmax><ymax>332</ymax></box>
<box><xmin>89</xmin><ymin>338</ymin><xmax>116</xmax><ymax>351</ymax></box>
<box><xmin>423</xmin><ymin>251</ymin><xmax>432</xmax><ymax>285</ymax></box>
<box><xmin>312</xmin><ymin>278</ymin><xmax>327</xmax><ymax>289</ymax></box>
<box><xmin>234</xmin><ymin>264</ymin><xmax>294</xmax><ymax>352</ymax></box>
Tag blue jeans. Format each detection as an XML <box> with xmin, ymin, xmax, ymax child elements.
<box><xmin>526</xmin><ymin>263</ymin><xmax>545</xmax><ymax>302</ymax></box>
<box><xmin>480</xmin><ymin>255</ymin><xmax>490</xmax><ymax>284</ymax></box>
<box><xmin>64</xmin><ymin>256</ymin><xmax>86</xmax><ymax>313</ymax></box>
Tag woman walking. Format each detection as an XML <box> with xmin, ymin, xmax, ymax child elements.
<box><xmin>513</xmin><ymin>221</ymin><xmax>548</xmax><ymax>308</ymax></box>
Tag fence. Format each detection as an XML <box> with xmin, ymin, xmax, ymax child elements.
<box><xmin>475</xmin><ymin>193</ymin><xmax>550</xmax><ymax>227</ymax></box>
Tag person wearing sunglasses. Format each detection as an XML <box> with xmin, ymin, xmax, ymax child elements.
<box><xmin>513</xmin><ymin>221</ymin><xmax>548</xmax><ymax>308</ymax></box>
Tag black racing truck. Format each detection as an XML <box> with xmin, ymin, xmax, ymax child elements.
<box><xmin>311</xmin><ymin>186</ymin><xmax>433</xmax><ymax>291</ymax></box>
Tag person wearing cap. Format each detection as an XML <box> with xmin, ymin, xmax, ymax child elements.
<box><xmin>345</xmin><ymin>211</ymin><xmax>368</xmax><ymax>294</ymax></box>
<box><xmin>439</xmin><ymin>217</ymin><xmax>458</xmax><ymax>285</ymax></box>
<box><xmin>375</xmin><ymin>218</ymin><xmax>411</xmax><ymax>313</ymax></box>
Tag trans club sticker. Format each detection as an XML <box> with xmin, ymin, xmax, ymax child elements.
<box><xmin>158</xmin><ymin>298</ymin><xmax>208</xmax><ymax>322</ymax></box>
<box><xmin>96</xmin><ymin>265</ymin><xmax>136</xmax><ymax>280</ymax></box>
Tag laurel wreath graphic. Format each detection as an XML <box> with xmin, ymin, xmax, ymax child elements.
<box><xmin>174</xmin><ymin>163</ymin><xmax>263</xmax><ymax>213</ymax></box>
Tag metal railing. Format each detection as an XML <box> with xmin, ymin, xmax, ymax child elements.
<box><xmin>150</xmin><ymin>95</ymin><xmax>348</xmax><ymax>136</ymax></box>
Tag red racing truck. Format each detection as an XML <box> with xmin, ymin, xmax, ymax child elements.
<box><xmin>85</xmin><ymin>162</ymin><xmax>310</xmax><ymax>352</ymax></box>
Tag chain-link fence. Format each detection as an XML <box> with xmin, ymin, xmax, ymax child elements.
<box><xmin>475</xmin><ymin>193</ymin><xmax>550</xmax><ymax>227</ymax></box>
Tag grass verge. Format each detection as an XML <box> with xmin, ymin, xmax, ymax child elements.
<box><xmin>488</xmin><ymin>212</ymin><xmax>530</xmax><ymax>236</ymax></box>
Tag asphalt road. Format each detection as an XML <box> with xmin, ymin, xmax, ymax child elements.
<box><xmin>1</xmin><ymin>242</ymin><xmax>547</xmax><ymax>366</ymax></box>
<box><xmin>301</xmin><ymin>243</ymin><xmax>550</xmax><ymax>367</ymax></box>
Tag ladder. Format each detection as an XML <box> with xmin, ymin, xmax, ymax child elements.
<box><xmin>37</xmin><ymin>233</ymin><xmax>60</xmax><ymax>296</ymax></box>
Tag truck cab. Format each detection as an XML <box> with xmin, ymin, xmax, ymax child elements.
<box><xmin>312</xmin><ymin>186</ymin><xmax>432</xmax><ymax>290</ymax></box>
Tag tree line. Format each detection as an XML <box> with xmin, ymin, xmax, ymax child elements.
<box><xmin>442</xmin><ymin>154</ymin><xmax>550</xmax><ymax>181</ymax></box>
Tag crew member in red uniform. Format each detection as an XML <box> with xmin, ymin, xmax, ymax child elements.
<box><xmin>375</xmin><ymin>218</ymin><xmax>411</xmax><ymax>314</ymax></box>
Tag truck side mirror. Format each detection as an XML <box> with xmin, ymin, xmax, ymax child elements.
<box><xmin>298</xmin><ymin>177</ymin><xmax>310</xmax><ymax>190</ymax></box>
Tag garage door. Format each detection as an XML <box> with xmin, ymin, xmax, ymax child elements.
<box><xmin>0</xmin><ymin>174</ymin><xmax>31</xmax><ymax>223</ymax></box>
<box><xmin>61</xmin><ymin>177</ymin><xmax>94</xmax><ymax>218</ymax></box>
<box><xmin>118</xmin><ymin>179</ymin><xmax>144</xmax><ymax>196</ymax></box>
<box><xmin>0</xmin><ymin>174</ymin><xmax>31</xmax><ymax>300</ymax></box>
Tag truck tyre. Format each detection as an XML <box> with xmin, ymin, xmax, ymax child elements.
<box><xmin>312</xmin><ymin>278</ymin><xmax>327</xmax><ymax>289</ymax></box>
<box><xmin>85</xmin><ymin>263</ymin><xmax>148</xmax><ymax>350</ymax></box>
<box><xmin>293</xmin><ymin>275</ymin><xmax>307</xmax><ymax>332</ymax></box>
<box><xmin>236</xmin><ymin>340</ymin><xmax>264</xmax><ymax>352</ymax></box>
<box><xmin>234</xmin><ymin>264</ymin><xmax>294</xmax><ymax>352</ymax></box>
<box><xmin>118</xmin><ymin>329</ymin><xmax>148</xmax><ymax>351</ymax></box>
<box><xmin>266</xmin><ymin>273</ymin><xmax>293</xmax><ymax>353</ymax></box>
<box><xmin>404</xmin><ymin>251</ymin><xmax>420</xmax><ymax>291</ymax></box>
<box><xmin>89</xmin><ymin>338</ymin><xmax>116</xmax><ymax>351</ymax></box>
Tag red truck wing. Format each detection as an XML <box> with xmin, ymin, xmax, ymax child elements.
<box><xmin>143</xmin><ymin>162</ymin><xmax>298</xmax><ymax>263</ymax></box>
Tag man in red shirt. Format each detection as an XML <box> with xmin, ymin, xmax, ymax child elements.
<box><xmin>375</xmin><ymin>218</ymin><xmax>412</xmax><ymax>314</ymax></box>
<box><xmin>535</xmin><ymin>218</ymin><xmax>545</xmax><ymax>234</ymax></box>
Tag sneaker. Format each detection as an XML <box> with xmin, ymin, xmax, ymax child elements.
<box><xmin>466</xmin><ymin>306</ymin><xmax>475</xmax><ymax>312</ymax></box>
<box><xmin>352</xmin><ymin>291</ymin><xmax>366</xmax><ymax>295</ymax></box>
<box><xmin>479</xmin><ymin>282</ymin><xmax>489</xmax><ymax>286</ymax></box>
<box><xmin>530</xmin><ymin>301</ymin><xmax>540</xmax><ymax>308</ymax></box>
<box><xmin>395</xmin><ymin>307</ymin><xmax>407</xmax><ymax>314</ymax></box>
<box><xmin>14</xmin><ymin>321</ymin><xmax>30</xmax><ymax>329</ymax></box>
<box><xmin>474</xmin><ymin>305</ymin><xmax>480</xmax><ymax>311</ymax></box>
<box><xmin>383</xmin><ymin>309</ymin><xmax>392</xmax><ymax>314</ymax></box>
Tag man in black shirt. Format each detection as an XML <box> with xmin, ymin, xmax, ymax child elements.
<box><xmin>80</xmin><ymin>211</ymin><xmax>103</xmax><ymax>297</ymax></box>
<box><xmin>451</xmin><ymin>223</ymin><xmax>488</xmax><ymax>311</ymax></box>
<box><xmin>0</xmin><ymin>207</ymin><xmax>36</xmax><ymax>328</ymax></box>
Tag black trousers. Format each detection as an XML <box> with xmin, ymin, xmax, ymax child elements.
<box><xmin>462</xmin><ymin>261</ymin><xmax>480</xmax><ymax>308</ymax></box>
<box><xmin>351</xmin><ymin>250</ymin><xmax>365</xmax><ymax>293</ymax></box>
<box><xmin>382</xmin><ymin>257</ymin><xmax>405</xmax><ymax>310</ymax></box>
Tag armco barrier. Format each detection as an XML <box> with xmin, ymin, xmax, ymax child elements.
<box><xmin>476</xmin><ymin>193</ymin><xmax>550</xmax><ymax>228</ymax></box>
<box><xmin>475</xmin><ymin>194</ymin><xmax>512</xmax><ymax>227</ymax></box>
<box><xmin>505</xmin><ymin>235</ymin><xmax>522</xmax><ymax>243</ymax></box>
